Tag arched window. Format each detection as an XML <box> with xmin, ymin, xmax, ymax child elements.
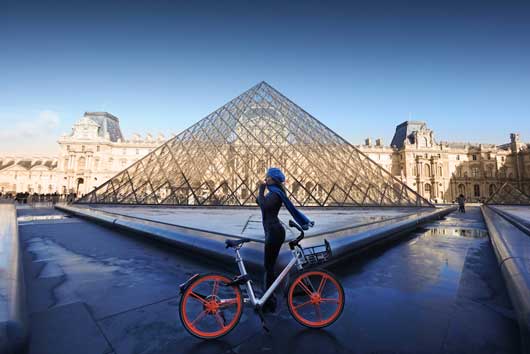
<box><xmin>424</xmin><ymin>164</ymin><xmax>431</xmax><ymax>177</ymax></box>
<box><xmin>474</xmin><ymin>184</ymin><xmax>480</xmax><ymax>197</ymax></box>
<box><xmin>471</xmin><ymin>167</ymin><xmax>480</xmax><ymax>178</ymax></box>
<box><xmin>458</xmin><ymin>184</ymin><xmax>465</xmax><ymax>196</ymax></box>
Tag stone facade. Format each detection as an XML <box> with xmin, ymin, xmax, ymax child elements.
<box><xmin>0</xmin><ymin>112</ymin><xmax>163</xmax><ymax>196</ymax></box>
<box><xmin>357</xmin><ymin>121</ymin><xmax>530</xmax><ymax>203</ymax></box>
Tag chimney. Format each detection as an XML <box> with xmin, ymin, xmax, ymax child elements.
<box><xmin>375</xmin><ymin>138</ymin><xmax>383</xmax><ymax>147</ymax></box>
<box><xmin>365</xmin><ymin>138</ymin><xmax>372</xmax><ymax>146</ymax></box>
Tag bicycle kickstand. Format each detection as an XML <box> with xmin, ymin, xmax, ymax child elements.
<box><xmin>255</xmin><ymin>307</ymin><xmax>270</xmax><ymax>333</ymax></box>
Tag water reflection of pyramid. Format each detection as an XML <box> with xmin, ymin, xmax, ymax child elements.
<box><xmin>485</xmin><ymin>182</ymin><xmax>530</xmax><ymax>205</ymax></box>
<box><xmin>78</xmin><ymin>82</ymin><xmax>432</xmax><ymax>207</ymax></box>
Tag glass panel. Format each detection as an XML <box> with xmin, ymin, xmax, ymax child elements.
<box><xmin>77</xmin><ymin>82</ymin><xmax>432</xmax><ymax>207</ymax></box>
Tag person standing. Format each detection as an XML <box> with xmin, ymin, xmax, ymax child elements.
<box><xmin>256</xmin><ymin>167</ymin><xmax>313</xmax><ymax>313</ymax></box>
<box><xmin>457</xmin><ymin>194</ymin><xmax>466</xmax><ymax>213</ymax></box>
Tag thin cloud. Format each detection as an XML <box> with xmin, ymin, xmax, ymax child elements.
<box><xmin>0</xmin><ymin>110</ymin><xmax>60</xmax><ymax>140</ymax></box>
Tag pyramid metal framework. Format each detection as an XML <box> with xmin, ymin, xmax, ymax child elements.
<box><xmin>78</xmin><ymin>82</ymin><xmax>432</xmax><ymax>207</ymax></box>
<box><xmin>485</xmin><ymin>182</ymin><xmax>530</xmax><ymax>205</ymax></box>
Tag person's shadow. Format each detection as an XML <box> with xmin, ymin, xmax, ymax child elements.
<box><xmin>286</xmin><ymin>327</ymin><xmax>351</xmax><ymax>354</ymax></box>
<box><xmin>184</xmin><ymin>338</ymin><xmax>233</xmax><ymax>354</ymax></box>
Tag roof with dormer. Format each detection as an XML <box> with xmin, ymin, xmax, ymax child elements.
<box><xmin>69</xmin><ymin>112</ymin><xmax>124</xmax><ymax>142</ymax></box>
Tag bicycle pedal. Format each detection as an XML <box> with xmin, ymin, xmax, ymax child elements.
<box><xmin>226</xmin><ymin>274</ymin><xmax>249</xmax><ymax>286</ymax></box>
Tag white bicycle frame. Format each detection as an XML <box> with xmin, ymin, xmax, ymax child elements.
<box><xmin>233</xmin><ymin>245</ymin><xmax>305</xmax><ymax>307</ymax></box>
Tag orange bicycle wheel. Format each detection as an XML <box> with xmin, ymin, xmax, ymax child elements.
<box><xmin>179</xmin><ymin>273</ymin><xmax>243</xmax><ymax>339</ymax></box>
<box><xmin>287</xmin><ymin>269</ymin><xmax>344</xmax><ymax>328</ymax></box>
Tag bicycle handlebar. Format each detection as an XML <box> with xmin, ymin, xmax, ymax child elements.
<box><xmin>288</xmin><ymin>219</ymin><xmax>304</xmax><ymax>250</ymax></box>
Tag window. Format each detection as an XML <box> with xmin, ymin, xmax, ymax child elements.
<box><xmin>487</xmin><ymin>165</ymin><xmax>494</xmax><ymax>177</ymax></box>
<box><xmin>97</xmin><ymin>145</ymin><xmax>100</xmax><ymax>152</ymax></box>
<box><xmin>489</xmin><ymin>184</ymin><xmax>497</xmax><ymax>196</ymax></box>
<box><xmin>424</xmin><ymin>164</ymin><xmax>431</xmax><ymax>177</ymax></box>
<box><xmin>474</xmin><ymin>184</ymin><xmax>480</xmax><ymax>197</ymax></box>
<box><xmin>82</xmin><ymin>145</ymin><xmax>85</xmax><ymax>152</ymax></box>
<box><xmin>472</xmin><ymin>167</ymin><xmax>480</xmax><ymax>178</ymax></box>
<box><xmin>424</xmin><ymin>183</ymin><xmax>432</xmax><ymax>198</ymax></box>
<box><xmin>472</xmin><ymin>154</ymin><xmax>477</xmax><ymax>161</ymax></box>
<box><xmin>438</xmin><ymin>166</ymin><xmax>442</xmax><ymax>176</ymax></box>
<box><xmin>456</xmin><ymin>155</ymin><xmax>460</xmax><ymax>160</ymax></box>
<box><xmin>136</xmin><ymin>149</ymin><xmax>140</xmax><ymax>155</ymax></box>
<box><xmin>458</xmin><ymin>184</ymin><xmax>465</xmax><ymax>195</ymax></box>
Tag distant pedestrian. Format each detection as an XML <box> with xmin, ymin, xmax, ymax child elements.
<box><xmin>457</xmin><ymin>194</ymin><xmax>466</xmax><ymax>213</ymax></box>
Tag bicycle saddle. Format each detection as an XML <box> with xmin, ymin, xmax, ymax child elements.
<box><xmin>225</xmin><ymin>238</ymin><xmax>252</xmax><ymax>248</ymax></box>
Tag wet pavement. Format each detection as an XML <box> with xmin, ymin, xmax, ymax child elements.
<box><xmin>18</xmin><ymin>206</ymin><xmax>520</xmax><ymax>354</ymax></box>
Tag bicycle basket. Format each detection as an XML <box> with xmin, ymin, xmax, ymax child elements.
<box><xmin>302</xmin><ymin>239</ymin><xmax>332</xmax><ymax>266</ymax></box>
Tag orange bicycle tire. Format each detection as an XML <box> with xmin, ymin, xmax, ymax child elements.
<box><xmin>179</xmin><ymin>273</ymin><xmax>243</xmax><ymax>339</ymax></box>
<box><xmin>287</xmin><ymin>269</ymin><xmax>344</xmax><ymax>328</ymax></box>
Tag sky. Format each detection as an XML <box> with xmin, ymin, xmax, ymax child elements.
<box><xmin>1</xmin><ymin>0</ymin><xmax>529</xmax><ymax>155</ymax></box>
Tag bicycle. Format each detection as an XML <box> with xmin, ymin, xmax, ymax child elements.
<box><xmin>178</xmin><ymin>219</ymin><xmax>345</xmax><ymax>339</ymax></box>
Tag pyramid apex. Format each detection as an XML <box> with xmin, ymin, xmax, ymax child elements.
<box><xmin>79</xmin><ymin>82</ymin><xmax>432</xmax><ymax>207</ymax></box>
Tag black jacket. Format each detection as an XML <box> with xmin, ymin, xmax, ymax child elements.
<box><xmin>256</xmin><ymin>184</ymin><xmax>282</xmax><ymax>226</ymax></box>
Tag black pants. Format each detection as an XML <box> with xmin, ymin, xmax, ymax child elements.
<box><xmin>459</xmin><ymin>205</ymin><xmax>465</xmax><ymax>213</ymax></box>
<box><xmin>263</xmin><ymin>222</ymin><xmax>286</xmax><ymax>307</ymax></box>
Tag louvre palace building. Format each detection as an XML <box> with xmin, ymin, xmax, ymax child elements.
<box><xmin>1</xmin><ymin>107</ymin><xmax>529</xmax><ymax>204</ymax></box>
<box><xmin>0</xmin><ymin>112</ymin><xmax>162</xmax><ymax>196</ymax></box>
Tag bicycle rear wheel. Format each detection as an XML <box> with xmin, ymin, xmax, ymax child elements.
<box><xmin>179</xmin><ymin>273</ymin><xmax>243</xmax><ymax>339</ymax></box>
<box><xmin>287</xmin><ymin>269</ymin><xmax>344</xmax><ymax>328</ymax></box>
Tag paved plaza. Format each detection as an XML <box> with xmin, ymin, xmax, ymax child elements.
<box><xmin>17</xmin><ymin>206</ymin><xmax>520</xmax><ymax>354</ymax></box>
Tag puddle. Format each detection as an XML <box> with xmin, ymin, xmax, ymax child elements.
<box><xmin>18</xmin><ymin>215</ymin><xmax>71</xmax><ymax>223</ymax></box>
<box><xmin>422</xmin><ymin>227</ymin><xmax>488</xmax><ymax>238</ymax></box>
<box><xmin>25</xmin><ymin>237</ymin><xmax>131</xmax><ymax>307</ymax></box>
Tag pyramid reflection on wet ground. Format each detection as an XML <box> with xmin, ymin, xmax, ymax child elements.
<box><xmin>485</xmin><ymin>182</ymin><xmax>530</xmax><ymax>205</ymax></box>
<box><xmin>78</xmin><ymin>81</ymin><xmax>432</xmax><ymax>207</ymax></box>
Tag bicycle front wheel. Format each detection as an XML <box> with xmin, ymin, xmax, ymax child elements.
<box><xmin>287</xmin><ymin>269</ymin><xmax>344</xmax><ymax>328</ymax></box>
<box><xmin>179</xmin><ymin>273</ymin><xmax>243</xmax><ymax>339</ymax></box>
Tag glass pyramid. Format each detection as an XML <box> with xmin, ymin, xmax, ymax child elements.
<box><xmin>78</xmin><ymin>82</ymin><xmax>432</xmax><ymax>207</ymax></box>
<box><xmin>485</xmin><ymin>182</ymin><xmax>530</xmax><ymax>205</ymax></box>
